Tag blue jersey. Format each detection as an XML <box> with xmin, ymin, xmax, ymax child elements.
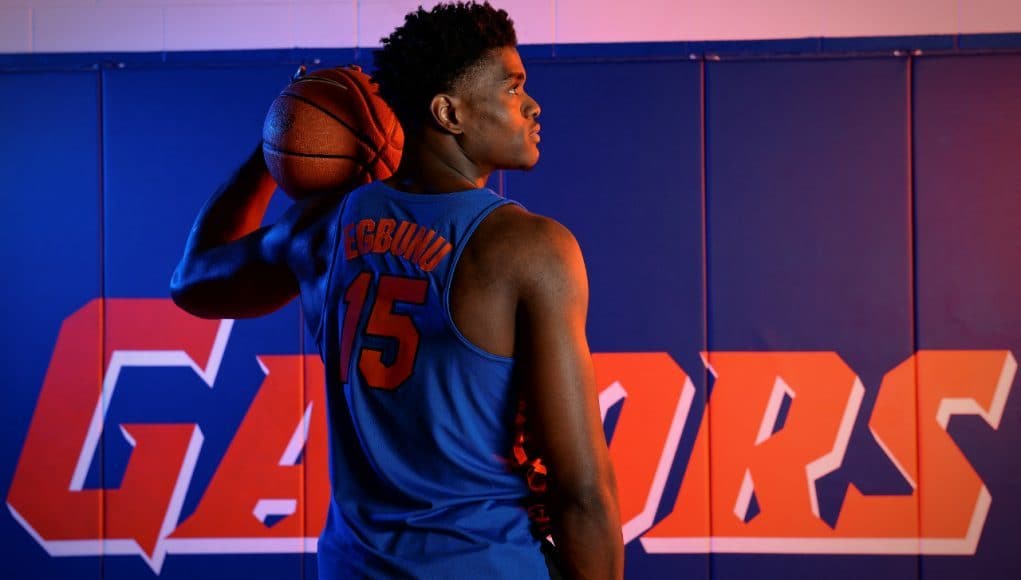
<box><xmin>314</xmin><ymin>181</ymin><xmax>548</xmax><ymax>579</ymax></box>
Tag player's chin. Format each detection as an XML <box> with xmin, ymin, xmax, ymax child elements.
<box><xmin>496</xmin><ymin>144</ymin><xmax>540</xmax><ymax>171</ymax></box>
<box><xmin>516</xmin><ymin>146</ymin><xmax>540</xmax><ymax>171</ymax></box>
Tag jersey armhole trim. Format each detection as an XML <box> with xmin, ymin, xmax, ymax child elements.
<box><xmin>312</xmin><ymin>191</ymin><xmax>351</xmax><ymax>351</ymax></box>
<box><xmin>442</xmin><ymin>198</ymin><xmax>522</xmax><ymax>364</ymax></box>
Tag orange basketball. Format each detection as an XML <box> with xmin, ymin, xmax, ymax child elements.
<box><xmin>262</xmin><ymin>65</ymin><xmax>403</xmax><ymax>199</ymax></box>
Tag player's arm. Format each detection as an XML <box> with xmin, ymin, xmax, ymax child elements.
<box><xmin>170</xmin><ymin>143</ymin><xmax>299</xmax><ymax>319</ymax></box>
<box><xmin>515</xmin><ymin>216</ymin><xmax>624</xmax><ymax>580</ymax></box>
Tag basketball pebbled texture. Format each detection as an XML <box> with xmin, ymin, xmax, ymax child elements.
<box><xmin>262</xmin><ymin>65</ymin><xmax>403</xmax><ymax>199</ymax></box>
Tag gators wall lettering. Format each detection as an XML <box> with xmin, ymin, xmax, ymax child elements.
<box><xmin>7</xmin><ymin>299</ymin><xmax>1015</xmax><ymax>573</ymax></box>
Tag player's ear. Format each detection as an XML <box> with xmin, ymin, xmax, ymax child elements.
<box><xmin>430</xmin><ymin>93</ymin><xmax>464</xmax><ymax>135</ymax></box>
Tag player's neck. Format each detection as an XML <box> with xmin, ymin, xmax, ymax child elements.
<box><xmin>385</xmin><ymin>134</ymin><xmax>491</xmax><ymax>194</ymax></box>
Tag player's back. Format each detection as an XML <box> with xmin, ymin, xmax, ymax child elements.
<box><xmin>313</xmin><ymin>180</ymin><xmax>548</xmax><ymax>579</ymax></box>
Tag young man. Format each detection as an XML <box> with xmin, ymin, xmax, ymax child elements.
<box><xmin>171</xmin><ymin>2</ymin><xmax>622</xmax><ymax>578</ymax></box>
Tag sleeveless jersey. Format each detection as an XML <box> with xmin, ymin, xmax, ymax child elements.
<box><xmin>314</xmin><ymin>181</ymin><xmax>548</xmax><ymax>579</ymax></box>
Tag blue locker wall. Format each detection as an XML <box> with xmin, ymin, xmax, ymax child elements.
<box><xmin>2</xmin><ymin>41</ymin><xmax>1020</xmax><ymax>580</ymax></box>
<box><xmin>706</xmin><ymin>57</ymin><xmax>916</xmax><ymax>580</ymax></box>
<box><xmin>914</xmin><ymin>53</ymin><xmax>1021</xmax><ymax>580</ymax></box>
<box><xmin>100</xmin><ymin>64</ymin><xmax>309</xmax><ymax>580</ymax></box>
<box><xmin>1</xmin><ymin>71</ymin><xmax>103</xmax><ymax>580</ymax></box>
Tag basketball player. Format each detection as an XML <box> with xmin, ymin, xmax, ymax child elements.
<box><xmin>171</xmin><ymin>3</ymin><xmax>622</xmax><ymax>578</ymax></box>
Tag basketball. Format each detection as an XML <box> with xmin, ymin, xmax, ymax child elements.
<box><xmin>262</xmin><ymin>65</ymin><xmax>403</xmax><ymax>199</ymax></box>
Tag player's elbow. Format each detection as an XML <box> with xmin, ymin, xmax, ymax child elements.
<box><xmin>169</xmin><ymin>261</ymin><xmax>190</xmax><ymax>306</ymax></box>
<box><xmin>169</xmin><ymin>283</ymin><xmax>207</xmax><ymax>318</ymax></box>
<box><xmin>553</xmin><ymin>476</ymin><xmax>623</xmax><ymax>558</ymax></box>
<box><xmin>555</xmin><ymin>468</ymin><xmax>620</xmax><ymax>519</ymax></box>
<box><xmin>169</xmin><ymin>262</ymin><xmax>220</xmax><ymax>319</ymax></box>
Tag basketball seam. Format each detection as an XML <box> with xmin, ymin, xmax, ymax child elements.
<box><xmin>308</xmin><ymin>68</ymin><xmax>384</xmax><ymax>146</ymax></box>
<box><xmin>378</xmin><ymin>119</ymin><xmax>400</xmax><ymax>174</ymax></box>
<box><xmin>336</xmin><ymin>68</ymin><xmax>391</xmax><ymax>146</ymax></box>
<box><xmin>262</xmin><ymin>142</ymin><xmax>368</xmax><ymax>165</ymax></box>
<box><xmin>359</xmin><ymin>129</ymin><xmax>389</xmax><ymax>178</ymax></box>
<box><xmin>278</xmin><ymin>90</ymin><xmax>379</xmax><ymax>151</ymax></box>
<box><xmin>367</xmin><ymin>106</ymin><xmax>403</xmax><ymax>176</ymax></box>
<box><xmin>334</xmin><ymin>67</ymin><xmax>400</xmax><ymax>178</ymax></box>
<box><xmin>290</xmin><ymin>76</ymin><xmax>351</xmax><ymax>92</ymax></box>
<box><xmin>374</xmin><ymin>104</ymin><xmax>402</xmax><ymax>175</ymax></box>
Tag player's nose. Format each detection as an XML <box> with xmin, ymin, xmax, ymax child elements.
<box><xmin>525</xmin><ymin>94</ymin><xmax>541</xmax><ymax>119</ymax></box>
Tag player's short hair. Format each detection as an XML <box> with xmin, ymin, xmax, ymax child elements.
<box><xmin>372</xmin><ymin>1</ymin><xmax>517</xmax><ymax>130</ymax></box>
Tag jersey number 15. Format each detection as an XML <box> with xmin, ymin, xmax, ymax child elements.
<box><xmin>339</xmin><ymin>272</ymin><xmax>429</xmax><ymax>390</ymax></box>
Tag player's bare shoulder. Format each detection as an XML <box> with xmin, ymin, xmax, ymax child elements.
<box><xmin>470</xmin><ymin>204</ymin><xmax>588</xmax><ymax>299</ymax></box>
<box><xmin>449</xmin><ymin>203</ymin><xmax>587</xmax><ymax>358</ymax></box>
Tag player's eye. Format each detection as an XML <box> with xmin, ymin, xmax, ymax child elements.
<box><xmin>508</xmin><ymin>85</ymin><xmax>520</xmax><ymax>95</ymax></box>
